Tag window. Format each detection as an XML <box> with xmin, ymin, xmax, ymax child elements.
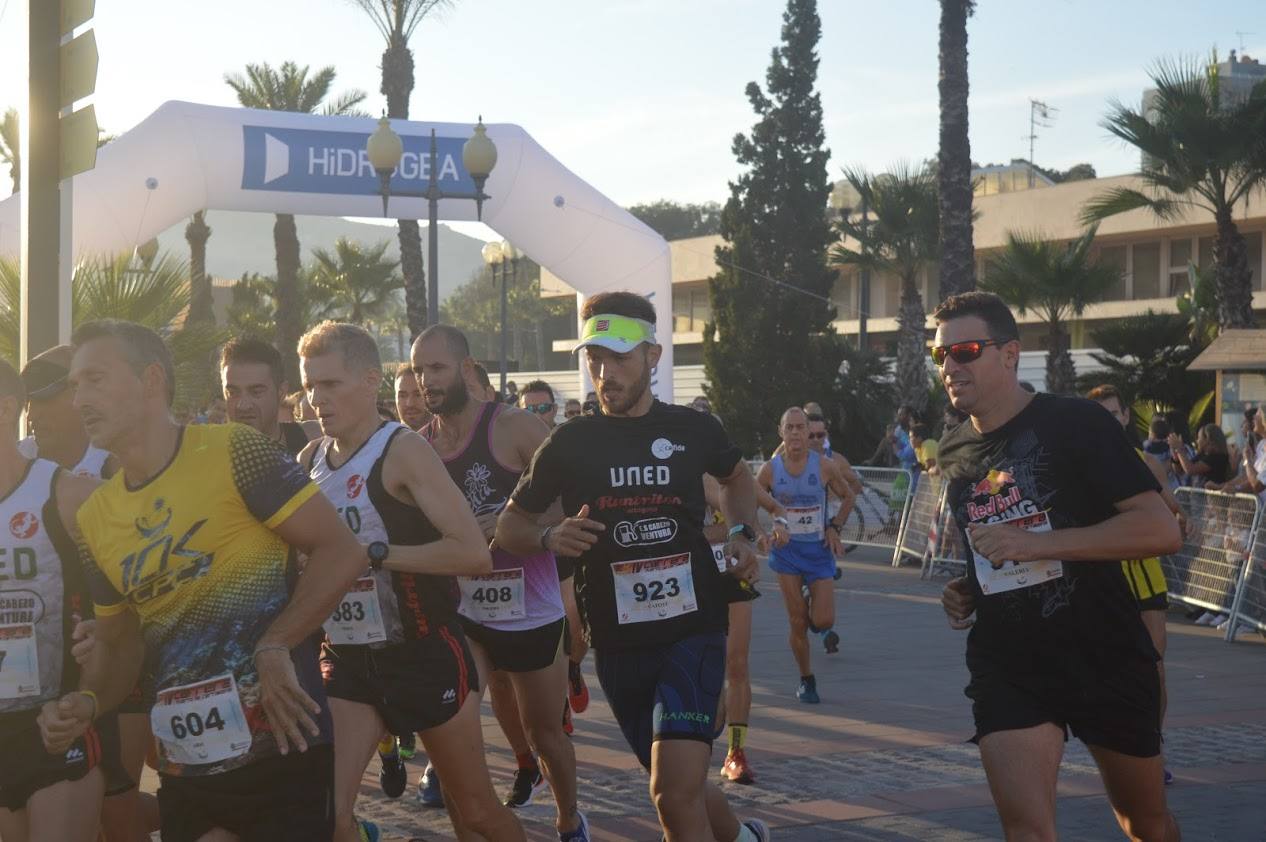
<box><xmin>1098</xmin><ymin>245</ymin><xmax>1128</xmax><ymax>300</ymax></box>
<box><xmin>1168</xmin><ymin>238</ymin><xmax>1192</xmax><ymax>296</ymax></box>
<box><xmin>1199</xmin><ymin>236</ymin><xmax>1214</xmax><ymax>270</ymax></box>
<box><xmin>1132</xmin><ymin>242</ymin><xmax>1161</xmax><ymax>299</ymax></box>
<box><xmin>834</xmin><ymin>272</ymin><xmax>856</xmax><ymax>320</ymax></box>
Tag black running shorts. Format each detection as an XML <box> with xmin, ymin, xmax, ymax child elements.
<box><xmin>321</xmin><ymin>625</ymin><xmax>478</xmax><ymax>736</ymax></box>
<box><xmin>0</xmin><ymin>710</ymin><xmax>107</xmax><ymax>811</ymax></box>
<box><xmin>459</xmin><ymin>616</ymin><xmax>565</xmax><ymax>673</ymax></box>
<box><xmin>156</xmin><ymin>744</ymin><xmax>334</xmax><ymax>842</ymax></box>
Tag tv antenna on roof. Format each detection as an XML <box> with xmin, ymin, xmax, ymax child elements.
<box><xmin>1024</xmin><ymin>99</ymin><xmax>1058</xmax><ymax>187</ymax></box>
<box><xmin>1236</xmin><ymin>31</ymin><xmax>1254</xmax><ymax>52</ymax></box>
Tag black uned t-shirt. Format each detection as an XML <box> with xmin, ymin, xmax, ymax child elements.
<box><xmin>937</xmin><ymin>394</ymin><xmax>1161</xmax><ymax>689</ymax></box>
<box><xmin>512</xmin><ymin>400</ymin><xmax>742</xmax><ymax>650</ymax></box>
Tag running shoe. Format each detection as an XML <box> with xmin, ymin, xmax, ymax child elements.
<box><xmin>796</xmin><ymin>675</ymin><xmax>820</xmax><ymax>704</ymax></box>
<box><xmin>559</xmin><ymin>810</ymin><xmax>591</xmax><ymax>842</ymax></box>
<box><xmin>721</xmin><ymin>748</ymin><xmax>756</xmax><ymax>785</ymax></box>
<box><xmin>563</xmin><ymin>698</ymin><xmax>574</xmax><ymax>735</ymax></box>
<box><xmin>357</xmin><ymin>819</ymin><xmax>381</xmax><ymax>842</ymax></box>
<box><xmin>397</xmin><ymin>730</ymin><xmax>417</xmax><ymax>761</ymax></box>
<box><xmin>823</xmin><ymin>629</ymin><xmax>840</xmax><ymax>654</ymax></box>
<box><xmin>504</xmin><ymin>765</ymin><xmax>545</xmax><ymax>808</ymax></box>
<box><xmin>743</xmin><ymin>818</ymin><xmax>771</xmax><ymax>842</ymax></box>
<box><xmin>416</xmin><ymin>763</ymin><xmax>444</xmax><ymax>808</ymax></box>
<box><xmin>568</xmin><ymin>660</ymin><xmax>590</xmax><ymax>714</ymax></box>
<box><xmin>833</xmin><ymin>565</ymin><xmax>842</xmax><ymax>580</ymax></box>
<box><xmin>378</xmin><ymin>737</ymin><xmax>407</xmax><ymax>799</ymax></box>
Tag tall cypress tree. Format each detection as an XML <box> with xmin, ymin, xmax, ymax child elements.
<box><xmin>703</xmin><ymin>0</ymin><xmax>841</xmax><ymax>456</ymax></box>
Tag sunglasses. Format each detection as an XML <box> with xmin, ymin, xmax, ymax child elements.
<box><xmin>525</xmin><ymin>402</ymin><xmax>554</xmax><ymax>415</ymax></box>
<box><xmin>808</xmin><ymin>432</ymin><xmax>827</xmax><ymax>440</ymax></box>
<box><xmin>929</xmin><ymin>338</ymin><xmax>1014</xmax><ymax>367</ymax></box>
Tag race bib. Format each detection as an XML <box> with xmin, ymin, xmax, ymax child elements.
<box><xmin>151</xmin><ymin>674</ymin><xmax>252</xmax><ymax>766</ymax></box>
<box><xmin>787</xmin><ymin>505</ymin><xmax>823</xmax><ymax>537</ymax></box>
<box><xmin>967</xmin><ymin>510</ymin><xmax>1064</xmax><ymax>595</ymax></box>
<box><xmin>459</xmin><ymin>568</ymin><xmax>526</xmax><ymax>624</ymax></box>
<box><xmin>711</xmin><ymin>544</ymin><xmax>729</xmax><ymax>574</ymax></box>
<box><xmin>612</xmin><ymin>553</ymin><xmax>697</xmax><ymax>625</ymax></box>
<box><xmin>0</xmin><ymin>623</ymin><xmax>40</xmax><ymax>700</ymax></box>
<box><xmin>323</xmin><ymin>577</ymin><xmax>387</xmax><ymax>645</ymax></box>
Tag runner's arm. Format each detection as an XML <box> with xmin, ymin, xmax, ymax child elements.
<box><xmin>824</xmin><ymin>458</ymin><xmax>856</xmax><ymax>524</ymax></box>
<box><xmin>753</xmin><ymin>461</ymin><xmax>787</xmax><ymax>520</ymax></box>
<box><xmin>377</xmin><ymin>433</ymin><xmax>492</xmax><ymax>575</ymax></box>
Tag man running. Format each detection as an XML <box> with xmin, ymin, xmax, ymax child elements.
<box><xmin>40</xmin><ymin>319</ymin><xmax>368</xmax><ymax>842</ymax></box>
<box><xmin>394</xmin><ymin>363</ymin><xmax>430</xmax><ymax>432</ymax></box>
<box><xmin>297</xmin><ymin>321</ymin><xmax>524</xmax><ymax>842</ymax></box>
<box><xmin>18</xmin><ymin>346</ymin><xmax>155</xmax><ymax>842</ymax></box>
<box><xmin>934</xmin><ymin>292</ymin><xmax>1180</xmax><ymax>842</ymax></box>
<box><xmin>0</xmin><ymin>359</ymin><xmax>107</xmax><ymax>842</ymax></box>
<box><xmin>497</xmin><ymin>291</ymin><xmax>769</xmax><ymax>842</ymax></box>
<box><xmin>220</xmin><ymin>336</ymin><xmax>320</xmax><ymax>456</ymax></box>
<box><xmin>758</xmin><ymin>408</ymin><xmax>851</xmax><ymax>704</ymax></box>
<box><xmin>417</xmin><ymin>325</ymin><xmax>586</xmax><ymax>839</ymax></box>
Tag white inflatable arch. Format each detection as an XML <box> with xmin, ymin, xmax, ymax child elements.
<box><xmin>0</xmin><ymin>101</ymin><xmax>672</xmax><ymax>401</ymax></box>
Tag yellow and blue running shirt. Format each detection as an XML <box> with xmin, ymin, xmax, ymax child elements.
<box><xmin>76</xmin><ymin>423</ymin><xmax>325</xmax><ymax>776</ymax></box>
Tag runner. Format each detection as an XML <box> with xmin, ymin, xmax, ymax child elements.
<box><xmin>41</xmin><ymin>319</ymin><xmax>369</xmax><ymax>842</ymax></box>
<box><xmin>394</xmin><ymin>363</ymin><xmax>430</xmax><ymax>432</ymax></box>
<box><xmin>497</xmin><ymin>291</ymin><xmax>769</xmax><ymax>842</ymax></box>
<box><xmin>220</xmin><ymin>336</ymin><xmax>321</xmax><ymax>456</ymax></box>
<box><xmin>757</xmin><ymin>408</ymin><xmax>852</xmax><ymax>704</ymax></box>
<box><xmin>0</xmin><ymin>358</ymin><xmax>108</xmax><ymax>842</ymax></box>
<box><xmin>471</xmin><ymin>363</ymin><xmax>498</xmax><ymax>403</ymax></box>
<box><xmin>1087</xmin><ymin>383</ymin><xmax>1185</xmax><ymax>786</ymax></box>
<box><xmin>702</xmin><ymin>473</ymin><xmax>765</xmax><ymax>786</ymax></box>
<box><xmin>297</xmin><ymin>321</ymin><xmax>524</xmax><ymax>842</ymax></box>
<box><xmin>417</xmin><ymin>325</ymin><xmax>587</xmax><ymax>838</ymax></box>
<box><xmin>17</xmin><ymin>346</ymin><xmax>156</xmax><ymax>842</ymax></box>
<box><xmin>933</xmin><ymin>292</ymin><xmax>1181</xmax><ymax>841</ymax></box>
<box><xmin>563</xmin><ymin>399</ymin><xmax>583</xmax><ymax>421</ymax></box>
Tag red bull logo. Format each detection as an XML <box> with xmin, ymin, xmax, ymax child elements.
<box><xmin>971</xmin><ymin>469</ymin><xmax>1014</xmax><ymax>497</ymax></box>
<box><xmin>967</xmin><ymin>470</ymin><xmax>1022</xmax><ymax>521</ymax></box>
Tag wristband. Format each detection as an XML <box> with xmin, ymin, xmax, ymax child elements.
<box><xmin>252</xmin><ymin>643</ymin><xmax>289</xmax><ymax>661</ymax></box>
<box><xmin>540</xmin><ymin>525</ymin><xmax>555</xmax><ymax>551</ymax></box>
<box><xmin>773</xmin><ymin>516</ymin><xmax>788</xmax><ymax>528</ymax></box>
<box><xmin>828</xmin><ymin>521</ymin><xmax>843</xmax><ymax>534</ymax></box>
<box><xmin>79</xmin><ymin>689</ymin><xmax>99</xmax><ymax>721</ymax></box>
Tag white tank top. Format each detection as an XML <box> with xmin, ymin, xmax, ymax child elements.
<box><xmin>17</xmin><ymin>437</ymin><xmax>109</xmax><ymax>479</ymax></box>
<box><xmin>0</xmin><ymin>459</ymin><xmax>76</xmax><ymax>712</ymax></box>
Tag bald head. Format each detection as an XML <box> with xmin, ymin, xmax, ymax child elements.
<box><xmin>779</xmin><ymin>406</ymin><xmax>810</xmax><ymax>454</ymax></box>
<box><xmin>780</xmin><ymin>406</ymin><xmax>808</xmax><ymax>429</ymax></box>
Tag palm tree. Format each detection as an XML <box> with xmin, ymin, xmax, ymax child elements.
<box><xmin>346</xmin><ymin>0</ymin><xmax>452</xmax><ymax>338</ymax></box>
<box><xmin>310</xmin><ymin>238</ymin><xmax>403</xmax><ymax>325</ymax></box>
<box><xmin>0</xmin><ymin>109</ymin><xmax>18</xmax><ymax>194</ymax></box>
<box><xmin>830</xmin><ymin>164</ymin><xmax>939</xmax><ymax>412</ymax></box>
<box><xmin>224</xmin><ymin>61</ymin><xmax>368</xmax><ymax>384</ymax></box>
<box><xmin>936</xmin><ymin>0</ymin><xmax>976</xmax><ymax>300</ymax></box>
<box><xmin>185</xmin><ymin>211</ymin><xmax>214</xmax><ymax>324</ymax></box>
<box><xmin>1081</xmin><ymin>57</ymin><xmax>1266</xmax><ymax>329</ymax></box>
<box><xmin>0</xmin><ymin>252</ymin><xmax>226</xmax><ymax>412</ymax></box>
<box><xmin>981</xmin><ymin>226</ymin><xmax>1121</xmax><ymax>395</ymax></box>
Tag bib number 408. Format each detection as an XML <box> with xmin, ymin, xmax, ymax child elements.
<box><xmin>471</xmin><ymin>586</ymin><xmax>514</xmax><ymax>604</ymax></box>
<box><xmin>632</xmin><ymin>577</ymin><xmax>680</xmax><ymax>602</ymax></box>
<box><xmin>169</xmin><ymin>707</ymin><xmax>226</xmax><ymax>740</ymax></box>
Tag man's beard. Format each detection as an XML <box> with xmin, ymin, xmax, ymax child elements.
<box><xmin>598</xmin><ymin>366</ymin><xmax>650</xmax><ymax>415</ymax></box>
<box><xmin>430</xmin><ymin>377</ymin><xmax>470</xmax><ymax>417</ymax></box>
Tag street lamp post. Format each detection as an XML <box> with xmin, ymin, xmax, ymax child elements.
<box><xmin>482</xmin><ymin>240</ymin><xmax>520</xmax><ymax>397</ymax></box>
<box><xmin>367</xmin><ymin>117</ymin><xmax>498</xmax><ymax>327</ymax></box>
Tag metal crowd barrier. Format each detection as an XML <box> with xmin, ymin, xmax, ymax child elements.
<box><xmin>1160</xmin><ymin>489</ymin><xmax>1261</xmax><ymax>638</ymax></box>
<box><xmin>1226</xmin><ymin>523</ymin><xmax>1266</xmax><ymax>641</ymax></box>
<box><xmin>837</xmin><ymin>466</ymin><xmax>914</xmax><ymax>554</ymax></box>
<box><xmin>893</xmin><ymin>472</ymin><xmax>945</xmax><ymax>567</ymax></box>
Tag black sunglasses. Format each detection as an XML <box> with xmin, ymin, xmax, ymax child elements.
<box><xmin>930</xmin><ymin>338</ymin><xmax>1014</xmax><ymax>367</ymax></box>
<box><xmin>808</xmin><ymin>431</ymin><xmax>827</xmax><ymax>440</ymax></box>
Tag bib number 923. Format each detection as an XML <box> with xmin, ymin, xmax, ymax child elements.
<box><xmin>169</xmin><ymin>707</ymin><xmax>226</xmax><ymax>740</ymax></box>
<box><xmin>632</xmin><ymin>577</ymin><xmax>680</xmax><ymax>603</ymax></box>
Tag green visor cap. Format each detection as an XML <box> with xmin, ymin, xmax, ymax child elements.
<box><xmin>573</xmin><ymin>314</ymin><xmax>656</xmax><ymax>354</ymax></box>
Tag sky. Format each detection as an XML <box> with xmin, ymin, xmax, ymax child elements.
<box><xmin>1</xmin><ymin>0</ymin><xmax>1263</xmax><ymax>240</ymax></box>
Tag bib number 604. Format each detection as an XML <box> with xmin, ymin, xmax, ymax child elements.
<box><xmin>169</xmin><ymin>707</ymin><xmax>226</xmax><ymax>740</ymax></box>
<box><xmin>632</xmin><ymin>577</ymin><xmax>680</xmax><ymax>602</ymax></box>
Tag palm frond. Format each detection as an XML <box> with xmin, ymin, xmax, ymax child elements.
<box><xmin>1079</xmin><ymin>187</ymin><xmax>1188</xmax><ymax>226</ymax></box>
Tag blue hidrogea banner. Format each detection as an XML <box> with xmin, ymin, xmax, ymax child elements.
<box><xmin>240</xmin><ymin>126</ymin><xmax>475</xmax><ymax>195</ymax></box>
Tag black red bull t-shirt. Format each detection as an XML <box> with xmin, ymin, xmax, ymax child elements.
<box><xmin>937</xmin><ymin>394</ymin><xmax>1161</xmax><ymax>687</ymax></box>
<box><xmin>511</xmin><ymin>401</ymin><xmax>742</xmax><ymax>650</ymax></box>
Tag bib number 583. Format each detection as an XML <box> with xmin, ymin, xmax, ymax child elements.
<box><xmin>632</xmin><ymin>577</ymin><xmax>680</xmax><ymax>602</ymax></box>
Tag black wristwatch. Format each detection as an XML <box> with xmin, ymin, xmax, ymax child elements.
<box><xmin>367</xmin><ymin>541</ymin><xmax>389</xmax><ymax>571</ymax></box>
<box><xmin>827</xmin><ymin>521</ymin><xmax>843</xmax><ymax>534</ymax></box>
<box><xmin>727</xmin><ymin>523</ymin><xmax>756</xmax><ymax>543</ymax></box>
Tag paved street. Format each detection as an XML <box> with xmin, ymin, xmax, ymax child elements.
<box><xmin>147</xmin><ymin>550</ymin><xmax>1266</xmax><ymax>840</ymax></box>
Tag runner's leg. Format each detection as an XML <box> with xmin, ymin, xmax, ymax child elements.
<box><xmin>722</xmin><ymin>600</ymin><xmax>755</xmax><ymax>781</ymax></box>
<box><xmin>1087</xmin><ymin>744</ymin><xmax>1180</xmax><ymax>842</ymax></box>
<box><xmin>24</xmin><ymin>767</ymin><xmax>105</xmax><ymax>842</ymax></box>
<box><xmin>978</xmin><ymin>724</ymin><xmax>1063</xmax><ymax>842</ymax></box>
<box><xmin>507</xmin><ymin>646</ymin><xmax>580</xmax><ymax>834</ymax></box>
<box><xmin>330</xmin><ymin>698</ymin><xmax>388</xmax><ymax>842</ymax></box>
<box><xmin>650</xmin><ymin>739</ymin><xmax>712</xmax><ymax>841</ymax></box>
<box><xmin>488</xmin><ymin>670</ymin><xmax>536</xmax><ymax>770</ymax></box>
<box><xmin>703</xmin><ymin>783</ymin><xmax>743</xmax><ymax>841</ymax></box>
<box><xmin>807</xmin><ymin>576</ymin><xmax>836</xmax><ymax>634</ymax></box>
<box><xmin>0</xmin><ymin>808</ymin><xmax>28</xmax><ymax>842</ymax></box>
<box><xmin>776</xmin><ymin>573</ymin><xmax>812</xmax><ymax>677</ymax></box>
<box><xmin>1140</xmin><ymin>610</ymin><xmax>1168</xmax><ymax>724</ymax></box>
<box><xmin>419</xmin><ymin>690</ymin><xmax>526</xmax><ymax>842</ymax></box>
<box><xmin>101</xmin><ymin>711</ymin><xmax>156</xmax><ymax>841</ymax></box>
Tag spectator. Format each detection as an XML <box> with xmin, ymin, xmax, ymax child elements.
<box><xmin>519</xmin><ymin>379</ymin><xmax>558</xmax><ymax>428</ymax></box>
<box><xmin>892</xmin><ymin>405</ymin><xmax>918</xmax><ymax>472</ymax></box>
<box><xmin>1142</xmin><ymin>416</ymin><xmax>1173</xmax><ymax>462</ymax></box>
<box><xmin>503</xmin><ymin>379</ymin><xmax>519</xmax><ymax>405</ymax></box>
<box><xmin>911</xmin><ymin>423</ymin><xmax>938</xmax><ymax>473</ymax></box>
<box><xmin>690</xmin><ymin>395</ymin><xmax>711</xmax><ymax>414</ymax></box>
<box><xmin>1168</xmin><ymin>425</ymin><xmax>1231</xmax><ymax>488</ymax></box>
<box><xmin>1216</xmin><ymin>403</ymin><xmax>1266</xmax><ymax>502</ymax></box>
<box><xmin>469</xmin><ymin>362</ymin><xmax>498</xmax><ymax>402</ymax></box>
<box><xmin>563</xmin><ymin>397</ymin><xmax>583</xmax><ymax>420</ymax></box>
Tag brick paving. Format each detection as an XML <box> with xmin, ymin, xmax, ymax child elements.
<box><xmin>143</xmin><ymin>551</ymin><xmax>1266</xmax><ymax>840</ymax></box>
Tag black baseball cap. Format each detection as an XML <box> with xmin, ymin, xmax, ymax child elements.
<box><xmin>20</xmin><ymin>345</ymin><xmax>75</xmax><ymax>401</ymax></box>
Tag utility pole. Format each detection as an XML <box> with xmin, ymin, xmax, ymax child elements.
<box><xmin>1024</xmin><ymin>99</ymin><xmax>1056</xmax><ymax>189</ymax></box>
<box><xmin>858</xmin><ymin>194</ymin><xmax>869</xmax><ymax>351</ymax></box>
